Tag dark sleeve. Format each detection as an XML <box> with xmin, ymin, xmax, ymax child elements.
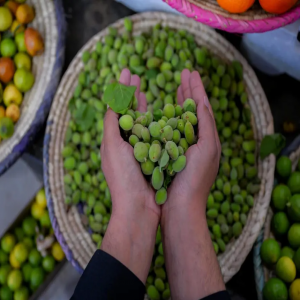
<box><xmin>70</xmin><ymin>249</ymin><xmax>145</xmax><ymax>300</ymax></box>
<box><xmin>201</xmin><ymin>291</ymin><xmax>231</xmax><ymax>300</ymax></box>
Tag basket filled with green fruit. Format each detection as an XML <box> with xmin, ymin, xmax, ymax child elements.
<box><xmin>0</xmin><ymin>0</ymin><xmax>66</xmax><ymax>175</ymax></box>
<box><xmin>254</xmin><ymin>140</ymin><xmax>300</xmax><ymax>300</ymax></box>
<box><xmin>44</xmin><ymin>12</ymin><xmax>274</xmax><ymax>293</ymax></box>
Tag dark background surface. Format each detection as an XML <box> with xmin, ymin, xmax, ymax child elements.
<box><xmin>26</xmin><ymin>1</ymin><xmax>300</xmax><ymax>299</ymax></box>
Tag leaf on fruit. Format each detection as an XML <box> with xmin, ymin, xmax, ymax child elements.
<box><xmin>260</xmin><ymin>134</ymin><xmax>286</xmax><ymax>159</ymax></box>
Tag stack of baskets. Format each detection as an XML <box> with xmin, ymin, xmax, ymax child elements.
<box><xmin>164</xmin><ymin>0</ymin><xmax>300</xmax><ymax>33</ymax></box>
<box><xmin>0</xmin><ymin>0</ymin><xmax>66</xmax><ymax>175</ymax></box>
<box><xmin>44</xmin><ymin>12</ymin><xmax>275</xmax><ymax>283</ymax></box>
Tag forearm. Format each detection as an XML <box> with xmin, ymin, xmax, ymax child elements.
<box><xmin>161</xmin><ymin>200</ymin><xmax>225</xmax><ymax>300</ymax></box>
<box><xmin>101</xmin><ymin>208</ymin><xmax>159</xmax><ymax>284</ymax></box>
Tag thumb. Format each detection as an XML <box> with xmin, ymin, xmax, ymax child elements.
<box><xmin>103</xmin><ymin>108</ymin><xmax>122</xmax><ymax>147</ymax></box>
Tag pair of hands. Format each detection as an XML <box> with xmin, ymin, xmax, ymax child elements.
<box><xmin>101</xmin><ymin>68</ymin><xmax>221</xmax><ymax>223</ymax></box>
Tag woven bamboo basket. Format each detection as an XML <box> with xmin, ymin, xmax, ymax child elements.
<box><xmin>164</xmin><ymin>0</ymin><xmax>300</xmax><ymax>33</ymax></box>
<box><xmin>0</xmin><ymin>0</ymin><xmax>66</xmax><ymax>175</ymax></box>
<box><xmin>44</xmin><ymin>12</ymin><xmax>275</xmax><ymax>282</ymax></box>
<box><xmin>254</xmin><ymin>139</ymin><xmax>300</xmax><ymax>300</ymax></box>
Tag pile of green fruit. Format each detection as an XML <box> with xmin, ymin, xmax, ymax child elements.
<box><xmin>260</xmin><ymin>156</ymin><xmax>300</xmax><ymax>300</ymax></box>
<box><xmin>118</xmin><ymin>98</ymin><xmax>198</xmax><ymax>204</ymax></box>
<box><xmin>62</xmin><ymin>18</ymin><xmax>260</xmax><ymax>299</ymax></box>
<box><xmin>0</xmin><ymin>189</ymin><xmax>64</xmax><ymax>300</ymax></box>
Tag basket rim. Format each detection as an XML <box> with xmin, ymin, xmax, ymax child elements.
<box><xmin>44</xmin><ymin>11</ymin><xmax>274</xmax><ymax>281</ymax></box>
<box><xmin>0</xmin><ymin>0</ymin><xmax>66</xmax><ymax>176</ymax></box>
<box><xmin>165</xmin><ymin>0</ymin><xmax>300</xmax><ymax>33</ymax></box>
<box><xmin>254</xmin><ymin>140</ymin><xmax>300</xmax><ymax>300</ymax></box>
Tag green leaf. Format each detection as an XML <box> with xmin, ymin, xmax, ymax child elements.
<box><xmin>260</xmin><ymin>134</ymin><xmax>286</xmax><ymax>159</ymax></box>
<box><xmin>185</xmin><ymin>104</ymin><xmax>194</xmax><ymax>112</ymax></box>
<box><xmin>68</xmin><ymin>97</ymin><xmax>76</xmax><ymax>113</ymax></box>
<box><xmin>145</xmin><ymin>69</ymin><xmax>159</xmax><ymax>80</ymax></box>
<box><xmin>103</xmin><ymin>83</ymin><xmax>136</xmax><ymax>114</ymax></box>
<box><xmin>74</xmin><ymin>103</ymin><xmax>95</xmax><ymax>132</ymax></box>
<box><xmin>163</xmin><ymin>175</ymin><xmax>172</xmax><ymax>189</ymax></box>
<box><xmin>159</xmin><ymin>151</ymin><xmax>169</xmax><ymax>172</ymax></box>
<box><xmin>153</xmin><ymin>109</ymin><xmax>162</xmax><ymax>121</ymax></box>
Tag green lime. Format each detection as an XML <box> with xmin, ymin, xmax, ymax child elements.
<box><xmin>14</xmin><ymin>243</ymin><xmax>28</xmax><ymax>264</ymax></box>
<box><xmin>288</xmin><ymin>224</ymin><xmax>300</xmax><ymax>249</ymax></box>
<box><xmin>13</xmin><ymin>286</ymin><xmax>29</xmax><ymax>300</ymax></box>
<box><xmin>42</xmin><ymin>256</ymin><xmax>55</xmax><ymax>273</ymax></box>
<box><xmin>0</xmin><ymin>117</ymin><xmax>14</xmax><ymax>139</ymax></box>
<box><xmin>15</xmin><ymin>32</ymin><xmax>26</xmax><ymax>53</ymax></box>
<box><xmin>40</xmin><ymin>211</ymin><xmax>51</xmax><ymax>228</ymax></box>
<box><xmin>281</xmin><ymin>247</ymin><xmax>295</xmax><ymax>260</ymax></box>
<box><xmin>13</xmin><ymin>69</ymin><xmax>35</xmax><ymax>93</ymax></box>
<box><xmin>7</xmin><ymin>269</ymin><xmax>22</xmax><ymax>291</ymax></box>
<box><xmin>263</xmin><ymin>278</ymin><xmax>288</xmax><ymax>300</ymax></box>
<box><xmin>14</xmin><ymin>228</ymin><xmax>24</xmax><ymax>242</ymax></box>
<box><xmin>21</xmin><ymin>263</ymin><xmax>32</xmax><ymax>283</ymax></box>
<box><xmin>0</xmin><ymin>7</ymin><xmax>13</xmax><ymax>31</ymax></box>
<box><xmin>14</xmin><ymin>53</ymin><xmax>31</xmax><ymax>71</ymax></box>
<box><xmin>0</xmin><ymin>39</ymin><xmax>17</xmax><ymax>58</ymax></box>
<box><xmin>272</xmin><ymin>212</ymin><xmax>290</xmax><ymax>236</ymax></box>
<box><xmin>0</xmin><ymin>249</ymin><xmax>9</xmax><ymax>264</ymax></box>
<box><xmin>1</xmin><ymin>234</ymin><xmax>16</xmax><ymax>253</ymax></box>
<box><xmin>288</xmin><ymin>194</ymin><xmax>300</xmax><ymax>221</ymax></box>
<box><xmin>290</xmin><ymin>279</ymin><xmax>300</xmax><ymax>300</ymax></box>
<box><xmin>22</xmin><ymin>217</ymin><xmax>37</xmax><ymax>236</ymax></box>
<box><xmin>272</xmin><ymin>184</ymin><xmax>291</xmax><ymax>211</ymax></box>
<box><xmin>260</xmin><ymin>238</ymin><xmax>281</xmax><ymax>265</ymax></box>
<box><xmin>0</xmin><ymin>286</ymin><xmax>13</xmax><ymax>300</ymax></box>
<box><xmin>276</xmin><ymin>256</ymin><xmax>296</xmax><ymax>283</ymax></box>
<box><xmin>0</xmin><ymin>265</ymin><xmax>11</xmax><ymax>285</ymax></box>
<box><xmin>30</xmin><ymin>267</ymin><xmax>44</xmax><ymax>289</ymax></box>
<box><xmin>22</xmin><ymin>238</ymin><xmax>34</xmax><ymax>251</ymax></box>
<box><xmin>277</xmin><ymin>156</ymin><xmax>292</xmax><ymax>178</ymax></box>
<box><xmin>28</xmin><ymin>249</ymin><xmax>42</xmax><ymax>267</ymax></box>
<box><xmin>288</xmin><ymin>172</ymin><xmax>300</xmax><ymax>194</ymax></box>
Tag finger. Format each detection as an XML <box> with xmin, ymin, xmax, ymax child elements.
<box><xmin>181</xmin><ymin>69</ymin><xmax>192</xmax><ymax>101</ymax></box>
<box><xmin>177</xmin><ymin>85</ymin><xmax>184</xmax><ymax>106</ymax></box>
<box><xmin>189</xmin><ymin>71</ymin><xmax>206</xmax><ymax>106</ymax></box>
<box><xmin>138</xmin><ymin>92</ymin><xmax>147</xmax><ymax>112</ymax></box>
<box><xmin>130</xmin><ymin>74</ymin><xmax>140</xmax><ymax>98</ymax></box>
<box><xmin>119</xmin><ymin>68</ymin><xmax>131</xmax><ymax>86</ymax></box>
<box><xmin>103</xmin><ymin>108</ymin><xmax>122</xmax><ymax>146</ymax></box>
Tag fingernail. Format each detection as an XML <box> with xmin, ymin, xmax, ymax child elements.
<box><xmin>204</xmin><ymin>96</ymin><xmax>210</xmax><ymax>109</ymax></box>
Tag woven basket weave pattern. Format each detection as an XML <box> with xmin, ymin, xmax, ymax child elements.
<box><xmin>0</xmin><ymin>0</ymin><xmax>66</xmax><ymax>175</ymax></box>
<box><xmin>165</xmin><ymin>0</ymin><xmax>300</xmax><ymax>33</ymax></box>
<box><xmin>44</xmin><ymin>12</ymin><xmax>274</xmax><ymax>283</ymax></box>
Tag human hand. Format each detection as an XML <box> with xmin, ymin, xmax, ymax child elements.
<box><xmin>163</xmin><ymin>69</ymin><xmax>221</xmax><ymax>214</ymax></box>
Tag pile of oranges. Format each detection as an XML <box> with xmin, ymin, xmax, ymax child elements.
<box><xmin>217</xmin><ymin>0</ymin><xmax>298</xmax><ymax>14</ymax></box>
<box><xmin>0</xmin><ymin>0</ymin><xmax>44</xmax><ymax>143</ymax></box>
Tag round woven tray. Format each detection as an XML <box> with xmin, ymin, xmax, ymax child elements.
<box><xmin>164</xmin><ymin>0</ymin><xmax>300</xmax><ymax>33</ymax></box>
<box><xmin>44</xmin><ymin>12</ymin><xmax>275</xmax><ymax>282</ymax></box>
<box><xmin>0</xmin><ymin>0</ymin><xmax>66</xmax><ymax>176</ymax></box>
<box><xmin>254</xmin><ymin>140</ymin><xmax>300</xmax><ymax>300</ymax></box>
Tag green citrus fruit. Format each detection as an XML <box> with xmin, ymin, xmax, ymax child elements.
<box><xmin>0</xmin><ymin>265</ymin><xmax>11</xmax><ymax>285</ymax></box>
<box><xmin>276</xmin><ymin>256</ymin><xmax>296</xmax><ymax>283</ymax></box>
<box><xmin>30</xmin><ymin>267</ymin><xmax>44</xmax><ymax>289</ymax></box>
<box><xmin>22</xmin><ymin>238</ymin><xmax>34</xmax><ymax>251</ymax></box>
<box><xmin>288</xmin><ymin>172</ymin><xmax>300</xmax><ymax>194</ymax></box>
<box><xmin>288</xmin><ymin>224</ymin><xmax>300</xmax><ymax>249</ymax></box>
<box><xmin>22</xmin><ymin>217</ymin><xmax>37</xmax><ymax>236</ymax></box>
<box><xmin>14</xmin><ymin>243</ymin><xmax>28</xmax><ymax>264</ymax></box>
<box><xmin>14</xmin><ymin>228</ymin><xmax>24</xmax><ymax>242</ymax></box>
<box><xmin>13</xmin><ymin>286</ymin><xmax>29</xmax><ymax>300</ymax></box>
<box><xmin>0</xmin><ymin>249</ymin><xmax>9</xmax><ymax>264</ymax></box>
<box><xmin>1</xmin><ymin>234</ymin><xmax>16</xmax><ymax>253</ymax></box>
<box><xmin>7</xmin><ymin>269</ymin><xmax>23</xmax><ymax>291</ymax></box>
<box><xmin>30</xmin><ymin>202</ymin><xmax>44</xmax><ymax>220</ymax></box>
<box><xmin>13</xmin><ymin>69</ymin><xmax>35</xmax><ymax>93</ymax></box>
<box><xmin>277</xmin><ymin>156</ymin><xmax>292</xmax><ymax>178</ymax></box>
<box><xmin>40</xmin><ymin>211</ymin><xmax>51</xmax><ymax>228</ymax></box>
<box><xmin>0</xmin><ymin>286</ymin><xmax>13</xmax><ymax>300</ymax></box>
<box><xmin>28</xmin><ymin>249</ymin><xmax>42</xmax><ymax>267</ymax></box>
<box><xmin>290</xmin><ymin>279</ymin><xmax>300</xmax><ymax>300</ymax></box>
<box><xmin>281</xmin><ymin>246</ymin><xmax>295</xmax><ymax>260</ymax></box>
<box><xmin>272</xmin><ymin>212</ymin><xmax>290</xmax><ymax>236</ymax></box>
<box><xmin>288</xmin><ymin>194</ymin><xmax>300</xmax><ymax>222</ymax></box>
<box><xmin>0</xmin><ymin>7</ymin><xmax>13</xmax><ymax>31</ymax></box>
<box><xmin>0</xmin><ymin>117</ymin><xmax>14</xmax><ymax>139</ymax></box>
<box><xmin>36</xmin><ymin>189</ymin><xmax>47</xmax><ymax>208</ymax></box>
<box><xmin>14</xmin><ymin>53</ymin><xmax>31</xmax><ymax>71</ymax></box>
<box><xmin>21</xmin><ymin>263</ymin><xmax>32</xmax><ymax>283</ymax></box>
<box><xmin>272</xmin><ymin>184</ymin><xmax>291</xmax><ymax>211</ymax></box>
<box><xmin>14</xmin><ymin>32</ymin><xmax>26</xmax><ymax>52</ymax></box>
<box><xmin>0</xmin><ymin>39</ymin><xmax>17</xmax><ymax>58</ymax></box>
<box><xmin>263</xmin><ymin>278</ymin><xmax>288</xmax><ymax>300</ymax></box>
<box><xmin>260</xmin><ymin>238</ymin><xmax>281</xmax><ymax>265</ymax></box>
<box><xmin>42</xmin><ymin>256</ymin><xmax>55</xmax><ymax>273</ymax></box>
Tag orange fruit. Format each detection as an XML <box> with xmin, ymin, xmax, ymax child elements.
<box><xmin>5</xmin><ymin>104</ymin><xmax>20</xmax><ymax>123</ymax></box>
<box><xmin>24</xmin><ymin>28</ymin><xmax>44</xmax><ymax>57</ymax></box>
<box><xmin>217</xmin><ymin>0</ymin><xmax>255</xmax><ymax>13</ymax></box>
<box><xmin>259</xmin><ymin>0</ymin><xmax>298</xmax><ymax>14</ymax></box>
<box><xmin>5</xmin><ymin>1</ymin><xmax>20</xmax><ymax>16</ymax></box>
<box><xmin>0</xmin><ymin>57</ymin><xmax>15</xmax><ymax>84</ymax></box>
<box><xmin>10</xmin><ymin>20</ymin><xmax>25</xmax><ymax>35</ymax></box>
<box><xmin>16</xmin><ymin>4</ymin><xmax>35</xmax><ymax>24</ymax></box>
